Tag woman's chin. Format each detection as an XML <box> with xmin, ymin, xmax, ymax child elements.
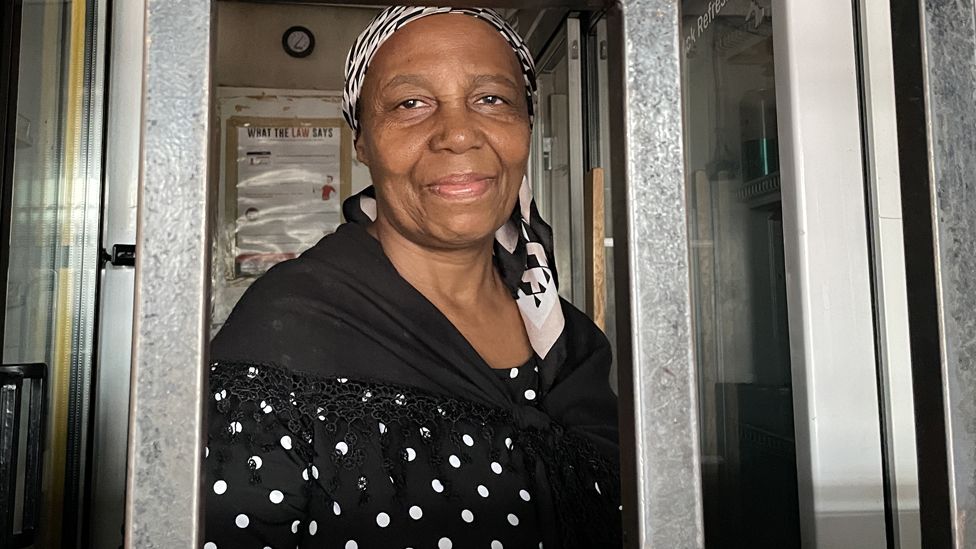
<box><xmin>421</xmin><ymin>219</ymin><xmax>502</xmax><ymax>250</ymax></box>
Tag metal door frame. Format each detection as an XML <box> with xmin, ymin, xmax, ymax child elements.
<box><xmin>127</xmin><ymin>0</ymin><xmax>703</xmax><ymax>547</ymax></box>
<box><xmin>124</xmin><ymin>0</ymin><xmax>976</xmax><ymax>546</ymax></box>
<box><xmin>910</xmin><ymin>1</ymin><xmax>976</xmax><ymax>546</ymax></box>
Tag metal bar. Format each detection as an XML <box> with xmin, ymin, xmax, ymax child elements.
<box><xmin>918</xmin><ymin>2</ymin><xmax>976</xmax><ymax>546</ymax></box>
<box><xmin>607</xmin><ymin>1</ymin><xmax>703</xmax><ymax>546</ymax></box>
<box><xmin>772</xmin><ymin>0</ymin><xmax>888</xmax><ymax>546</ymax></box>
<box><xmin>566</xmin><ymin>17</ymin><xmax>587</xmax><ymax>309</ymax></box>
<box><xmin>851</xmin><ymin>0</ymin><xmax>921</xmax><ymax>545</ymax></box>
<box><xmin>90</xmin><ymin>0</ymin><xmax>144</xmax><ymax>545</ymax></box>
<box><xmin>124</xmin><ymin>0</ymin><xmax>214</xmax><ymax>546</ymax></box>
<box><xmin>887</xmin><ymin>0</ymin><xmax>953</xmax><ymax>544</ymax></box>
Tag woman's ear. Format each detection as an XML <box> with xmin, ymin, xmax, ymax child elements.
<box><xmin>354</xmin><ymin>136</ymin><xmax>370</xmax><ymax>167</ymax></box>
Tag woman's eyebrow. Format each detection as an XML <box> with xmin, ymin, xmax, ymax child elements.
<box><xmin>381</xmin><ymin>74</ymin><xmax>431</xmax><ymax>91</ymax></box>
<box><xmin>470</xmin><ymin>74</ymin><xmax>520</xmax><ymax>90</ymax></box>
<box><xmin>380</xmin><ymin>73</ymin><xmax>520</xmax><ymax>92</ymax></box>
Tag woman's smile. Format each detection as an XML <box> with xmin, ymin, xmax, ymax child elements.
<box><xmin>427</xmin><ymin>173</ymin><xmax>496</xmax><ymax>201</ymax></box>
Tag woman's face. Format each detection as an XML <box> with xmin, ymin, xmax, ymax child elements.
<box><xmin>355</xmin><ymin>15</ymin><xmax>531</xmax><ymax>250</ymax></box>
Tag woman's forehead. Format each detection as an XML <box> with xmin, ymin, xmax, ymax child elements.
<box><xmin>365</xmin><ymin>14</ymin><xmax>522</xmax><ymax>85</ymax></box>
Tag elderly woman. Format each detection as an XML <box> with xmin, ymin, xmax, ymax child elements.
<box><xmin>205</xmin><ymin>7</ymin><xmax>620</xmax><ymax>549</ymax></box>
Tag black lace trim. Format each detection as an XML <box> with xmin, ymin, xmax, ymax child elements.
<box><xmin>209</xmin><ymin>361</ymin><xmax>621</xmax><ymax>548</ymax></box>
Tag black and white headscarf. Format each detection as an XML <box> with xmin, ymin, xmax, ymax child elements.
<box><xmin>341</xmin><ymin>6</ymin><xmax>565</xmax><ymax>359</ymax></box>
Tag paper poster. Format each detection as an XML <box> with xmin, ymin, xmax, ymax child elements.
<box><xmin>235</xmin><ymin>124</ymin><xmax>342</xmax><ymax>276</ymax></box>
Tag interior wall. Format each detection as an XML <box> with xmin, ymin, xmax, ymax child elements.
<box><xmin>216</xmin><ymin>2</ymin><xmax>380</xmax><ymax>90</ymax></box>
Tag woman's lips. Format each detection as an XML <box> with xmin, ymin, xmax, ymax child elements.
<box><xmin>428</xmin><ymin>173</ymin><xmax>495</xmax><ymax>200</ymax></box>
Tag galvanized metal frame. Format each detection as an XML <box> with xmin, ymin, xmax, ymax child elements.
<box><xmin>125</xmin><ymin>0</ymin><xmax>214</xmax><ymax>546</ymax></box>
<box><xmin>918</xmin><ymin>1</ymin><xmax>976</xmax><ymax>546</ymax></box>
<box><xmin>127</xmin><ymin>0</ymin><xmax>705</xmax><ymax>547</ymax></box>
<box><xmin>606</xmin><ymin>2</ymin><xmax>703</xmax><ymax>547</ymax></box>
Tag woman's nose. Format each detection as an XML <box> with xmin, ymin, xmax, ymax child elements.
<box><xmin>428</xmin><ymin>103</ymin><xmax>486</xmax><ymax>153</ymax></box>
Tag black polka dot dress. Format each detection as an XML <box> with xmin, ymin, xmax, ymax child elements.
<box><xmin>204</xmin><ymin>359</ymin><xmax>619</xmax><ymax>549</ymax></box>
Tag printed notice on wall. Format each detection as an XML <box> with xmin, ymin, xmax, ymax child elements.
<box><xmin>235</xmin><ymin>125</ymin><xmax>342</xmax><ymax>276</ymax></box>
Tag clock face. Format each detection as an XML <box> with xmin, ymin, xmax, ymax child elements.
<box><xmin>282</xmin><ymin>26</ymin><xmax>315</xmax><ymax>58</ymax></box>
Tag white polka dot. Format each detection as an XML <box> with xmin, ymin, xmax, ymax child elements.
<box><xmin>477</xmin><ymin>485</ymin><xmax>489</xmax><ymax>497</ymax></box>
<box><xmin>405</xmin><ymin>447</ymin><xmax>416</xmax><ymax>461</ymax></box>
<box><xmin>461</xmin><ymin>509</ymin><xmax>474</xmax><ymax>523</ymax></box>
<box><xmin>492</xmin><ymin>542</ymin><xmax>504</xmax><ymax>549</ymax></box>
<box><xmin>524</xmin><ymin>389</ymin><xmax>537</xmax><ymax>400</ymax></box>
<box><xmin>491</xmin><ymin>462</ymin><xmax>503</xmax><ymax>474</ymax></box>
<box><xmin>213</xmin><ymin>480</ymin><xmax>227</xmax><ymax>495</ymax></box>
<box><xmin>409</xmin><ymin>505</ymin><xmax>423</xmax><ymax>519</ymax></box>
<box><xmin>269</xmin><ymin>490</ymin><xmax>283</xmax><ymax>504</ymax></box>
<box><xmin>594</xmin><ymin>482</ymin><xmax>602</xmax><ymax>495</ymax></box>
<box><xmin>462</xmin><ymin>434</ymin><xmax>474</xmax><ymax>446</ymax></box>
<box><xmin>333</xmin><ymin>501</ymin><xmax>342</xmax><ymax>515</ymax></box>
<box><xmin>249</xmin><ymin>455</ymin><xmax>262</xmax><ymax>469</ymax></box>
<box><xmin>261</xmin><ymin>401</ymin><xmax>272</xmax><ymax>413</ymax></box>
<box><xmin>345</xmin><ymin>541</ymin><xmax>358</xmax><ymax>549</ymax></box>
<box><xmin>449</xmin><ymin>455</ymin><xmax>461</xmax><ymax>468</ymax></box>
<box><xmin>308</xmin><ymin>520</ymin><xmax>318</xmax><ymax>535</ymax></box>
<box><xmin>291</xmin><ymin>520</ymin><xmax>300</xmax><ymax>533</ymax></box>
<box><xmin>235</xmin><ymin>514</ymin><xmax>249</xmax><ymax>528</ymax></box>
<box><xmin>228</xmin><ymin>421</ymin><xmax>242</xmax><ymax>434</ymax></box>
<box><xmin>302</xmin><ymin>465</ymin><xmax>320</xmax><ymax>481</ymax></box>
<box><xmin>438</xmin><ymin>538</ymin><xmax>452</xmax><ymax>549</ymax></box>
<box><xmin>204</xmin><ymin>543</ymin><xmax>216</xmax><ymax>549</ymax></box>
<box><xmin>205</xmin><ymin>446</ymin><xmax>209</xmax><ymax>458</ymax></box>
<box><xmin>432</xmin><ymin>479</ymin><xmax>444</xmax><ymax>493</ymax></box>
<box><xmin>507</xmin><ymin>513</ymin><xmax>519</xmax><ymax>526</ymax></box>
<box><xmin>519</xmin><ymin>489</ymin><xmax>531</xmax><ymax>501</ymax></box>
<box><xmin>378</xmin><ymin>422</ymin><xmax>387</xmax><ymax>434</ymax></box>
<box><xmin>419</xmin><ymin>426</ymin><xmax>431</xmax><ymax>438</ymax></box>
<box><xmin>376</xmin><ymin>512</ymin><xmax>390</xmax><ymax>527</ymax></box>
<box><xmin>280</xmin><ymin>435</ymin><xmax>292</xmax><ymax>450</ymax></box>
<box><xmin>214</xmin><ymin>390</ymin><xmax>226</xmax><ymax>401</ymax></box>
<box><xmin>336</xmin><ymin>441</ymin><xmax>349</xmax><ymax>455</ymax></box>
<box><xmin>510</xmin><ymin>368</ymin><xmax>519</xmax><ymax>379</ymax></box>
<box><xmin>505</xmin><ymin>437</ymin><xmax>513</xmax><ymax>450</ymax></box>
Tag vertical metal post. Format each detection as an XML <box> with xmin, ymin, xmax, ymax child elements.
<box><xmin>609</xmin><ymin>1</ymin><xmax>704</xmax><ymax>547</ymax></box>
<box><xmin>124</xmin><ymin>0</ymin><xmax>213</xmax><ymax>546</ymax></box>
<box><xmin>918</xmin><ymin>1</ymin><xmax>976</xmax><ymax>546</ymax></box>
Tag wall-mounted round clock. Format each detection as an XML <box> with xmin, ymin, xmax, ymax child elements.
<box><xmin>282</xmin><ymin>26</ymin><xmax>315</xmax><ymax>58</ymax></box>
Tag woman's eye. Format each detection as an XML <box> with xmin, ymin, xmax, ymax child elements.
<box><xmin>398</xmin><ymin>99</ymin><xmax>425</xmax><ymax>109</ymax></box>
<box><xmin>478</xmin><ymin>95</ymin><xmax>507</xmax><ymax>106</ymax></box>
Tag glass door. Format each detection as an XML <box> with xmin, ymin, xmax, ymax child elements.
<box><xmin>680</xmin><ymin>2</ymin><xmax>799</xmax><ymax>545</ymax></box>
<box><xmin>1</xmin><ymin>0</ymin><xmax>107</xmax><ymax>546</ymax></box>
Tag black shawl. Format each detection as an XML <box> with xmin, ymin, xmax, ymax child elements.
<box><xmin>210</xmin><ymin>221</ymin><xmax>621</xmax><ymax>547</ymax></box>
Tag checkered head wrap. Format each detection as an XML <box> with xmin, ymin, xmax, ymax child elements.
<box><xmin>341</xmin><ymin>6</ymin><xmax>537</xmax><ymax>138</ymax></box>
<box><xmin>341</xmin><ymin>6</ymin><xmax>566</xmax><ymax>360</ymax></box>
